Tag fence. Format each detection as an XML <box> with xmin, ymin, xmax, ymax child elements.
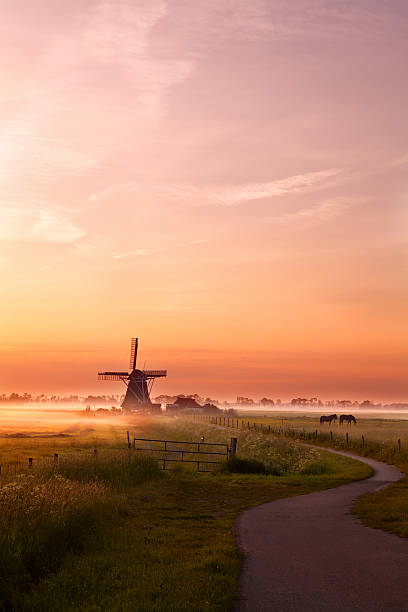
<box><xmin>132</xmin><ymin>436</ymin><xmax>234</xmax><ymax>472</ymax></box>
<box><xmin>186</xmin><ymin>414</ymin><xmax>404</xmax><ymax>457</ymax></box>
<box><xmin>0</xmin><ymin>449</ymin><xmax>103</xmax><ymax>480</ymax></box>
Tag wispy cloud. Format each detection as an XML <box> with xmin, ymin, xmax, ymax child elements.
<box><xmin>89</xmin><ymin>182</ymin><xmax>141</xmax><ymax>202</ymax></box>
<box><xmin>89</xmin><ymin>169</ymin><xmax>342</xmax><ymax>208</ymax></box>
<box><xmin>0</xmin><ymin>208</ymin><xmax>85</xmax><ymax>243</ymax></box>
<box><xmin>81</xmin><ymin>0</ymin><xmax>193</xmax><ymax>119</ymax></box>
<box><xmin>387</xmin><ymin>153</ymin><xmax>408</xmax><ymax>169</ymax></box>
<box><xmin>0</xmin><ymin>1</ymin><xmax>193</xmax><ymax>189</ymax></box>
<box><xmin>0</xmin><ymin>118</ymin><xmax>97</xmax><ymax>183</ymax></box>
<box><xmin>186</xmin><ymin>2</ymin><xmax>408</xmax><ymax>47</ymax></box>
<box><xmin>205</xmin><ymin>169</ymin><xmax>342</xmax><ymax>206</ymax></box>
<box><xmin>266</xmin><ymin>197</ymin><xmax>357</xmax><ymax>226</ymax></box>
<box><xmin>111</xmin><ymin>247</ymin><xmax>164</xmax><ymax>259</ymax></box>
<box><xmin>110</xmin><ymin>238</ymin><xmax>208</xmax><ymax>261</ymax></box>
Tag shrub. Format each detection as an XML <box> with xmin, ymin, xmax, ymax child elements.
<box><xmin>220</xmin><ymin>457</ymin><xmax>266</xmax><ymax>474</ymax></box>
<box><xmin>300</xmin><ymin>461</ymin><xmax>331</xmax><ymax>475</ymax></box>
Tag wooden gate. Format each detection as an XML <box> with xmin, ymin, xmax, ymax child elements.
<box><xmin>132</xmin><ymin>437</ymin><xmax>231</xmax><ymax>472</ymax></box>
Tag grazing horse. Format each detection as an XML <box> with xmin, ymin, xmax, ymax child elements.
<box><xmin>320</xmin><ymin>414</ymin><xmax>337</xmax><ymax>425</ymax></box>
<box><xmin>339</xmin><ymin>414</ymin><xmax>357</xmax><ymax>425</ymax></box>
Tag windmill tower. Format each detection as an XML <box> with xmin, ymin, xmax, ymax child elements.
<box><xmin>98</xmin><ymin>338</ymin><xmax>167</xmax><ymax>411</ymax></box>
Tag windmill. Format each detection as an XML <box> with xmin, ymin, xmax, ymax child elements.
<box><xmin>98</xmin><ymin>338</ymin><xmax>167</xmax><ymax>411</ymax></box>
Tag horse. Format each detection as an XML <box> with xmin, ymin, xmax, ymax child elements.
<box><xmin>339</xmin><ymin>414</ymin><xmax>357</xmax><ymax>425</ymax></box>
<box><xmin>319</xmin><ymin>414</ymin><xmax>337</xmax><ymax>425</ymax></box>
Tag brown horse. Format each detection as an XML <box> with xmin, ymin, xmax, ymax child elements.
<box><xmin>320</xmin><ymin>414</ymin><xmax>337</xmax><ymax>425</ymax></box>
<box><xmin>339</xmin><ymin>414</ymin><xmax>357</xmax><ymax>425</ymax></box>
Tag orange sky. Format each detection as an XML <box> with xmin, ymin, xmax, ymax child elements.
<box><xmin>0</xmin><ymin>1</ymin><xmax>407</xmax><ymax>402</ymax></box>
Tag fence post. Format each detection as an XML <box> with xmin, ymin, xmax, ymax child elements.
<box><xmin>94</xmin><ymin>448</ymin><xmax>98</xmax><ymax>457</ymax></box>
<box><xmin>361</xmin><ymin>435</ymin><xmax>365</xmax><ymax>448</ymax></box>
<box><xmin>346</xmin><ymin>432</ymin><xmax>349</xmax><ymax>445</ymax></box>
<box><xmin>28</xmin><ymin>458</ymin><xmax>33</xmax><ymax>468</ymax></box>
<box><xmin>315</xmin><ymin>429</ymin><xmax>318</xmax><ymax>439</ymax></box>
<box><xmin>127</xmin><ymin>431</ymin><xmax>131</xmax><ymax>449</ymax></box>
<box><xmin>230</xmin><ymin>437</ymin><xmax>237</xmax><ymax>458</ymax></box>
<box><xmin>398</xmin><ymin>439</ymin><xmax>401</xmax><ymax>452</ymax></box>
<box><xmin>268</xmin><ymin>425</ymin><xmax>271</xmax><ymax>433</ymax></box>
<box><xmin>330</xmin><ymin>431</ymin><xmax>333</xmax><ymax>441</ymax></box>
<box><xmin>54</xmin><ymin>453</ymin><xmax>59</xmax><ymax>464</ymax></box>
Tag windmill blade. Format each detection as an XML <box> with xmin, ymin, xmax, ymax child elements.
<box><xmin>142</xmin><ymin>370</ymin><xmax>167</xmax><ymax>378</ymax></box>
<box><xmin>98</xmin><ymin>371</ymin><xmax>129</xmax><ymax>381</ymax></box>
<box><xmin>129</xmin><ymin>337</ymin><xmax>138</xmax><ymax>370</ymax></box>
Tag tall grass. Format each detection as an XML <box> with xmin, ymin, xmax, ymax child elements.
<box><xmin>0</xmin><ymin>451</ymin><xmax>161</xmax><ymax>608</ymax></box>
<box><xmin>0</xmin><ymin>473</ymin><xmax>115</xmax><ymax>608</ymax></box>
<box><xmin>39</xmin><ymin>449</ymin><xmax>162</xmax><ymax>488</ymax></box>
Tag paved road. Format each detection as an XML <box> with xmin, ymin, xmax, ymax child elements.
<box><xmin>235</xmin><ymin>448</ymin><xmax>407</xmax><ymax>612</ymax></box>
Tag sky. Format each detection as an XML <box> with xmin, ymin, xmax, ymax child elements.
<box><xmin>0</xmin><ymin>0</ymin><xmax>407</xmax><ymax>402</ymax></box>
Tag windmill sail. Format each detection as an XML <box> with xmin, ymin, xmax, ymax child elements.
<box><xmin>129</xmin><ymin>337</ymin><xmax>138</xmax><ymax>371</ymax></box>
<box><xmin>98</xmin><ymin>372</ymin><xmax>129</xmax><ymax>381</ymax></box>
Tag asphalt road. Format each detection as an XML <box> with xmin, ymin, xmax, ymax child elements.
<box><xmin>235</xmin><ymin>448</ymin><xmax>407</xmax><ymax>612</ymax></box>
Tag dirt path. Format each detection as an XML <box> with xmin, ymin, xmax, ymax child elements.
<box><xmin>235</xmin><ymin>448</ymin><xmax>407</xmax><ymax>612</ymax></box>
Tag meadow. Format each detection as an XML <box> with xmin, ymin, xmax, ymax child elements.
<box><xmin>0</xmin><ymin>407</ymin><xmax>371</xmax><ymax>611</ymax></box>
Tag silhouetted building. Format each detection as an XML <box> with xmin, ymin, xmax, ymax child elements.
<box><xmin>98</xmin><ymin>338</ymin><xmax>167</xmax><ymax>412</ymax></box>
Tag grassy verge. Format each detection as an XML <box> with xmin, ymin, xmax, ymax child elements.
<box><xmin>7</xmin><ymin>419</ymin><xmax>371</xmax><ymax>611</ymax></box>
<box><xmin>352</xmin><ymin>480</ymin><xmax>408</xmax><ymax>538</ymax></box>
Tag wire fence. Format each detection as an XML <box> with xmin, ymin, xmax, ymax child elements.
<box><xmin>186</xmin><ymin>414</ymin><xmax>406</xmax><ymax>462</ymax></box>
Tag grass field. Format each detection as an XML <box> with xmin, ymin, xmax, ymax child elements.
<box><xmin>0</xmin><ymin>408</ymin><xmax>372</xmax><ymax>610</ymax></box>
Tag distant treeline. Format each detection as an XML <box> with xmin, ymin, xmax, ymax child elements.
<box><xmin>0</xmin><ymin>393</ymin><xmax>122</xmax><ymax>404</ymax></box>
<box><xmin>0</xmin><ymin>392</ymin><xmax>406</xmax><ymax>411</ymax></box>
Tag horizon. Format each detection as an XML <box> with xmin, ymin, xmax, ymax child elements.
<box><xmin>2</xmin><ymin>390</ymin><xmax>408</xmax><ymax>407</ymax></box>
